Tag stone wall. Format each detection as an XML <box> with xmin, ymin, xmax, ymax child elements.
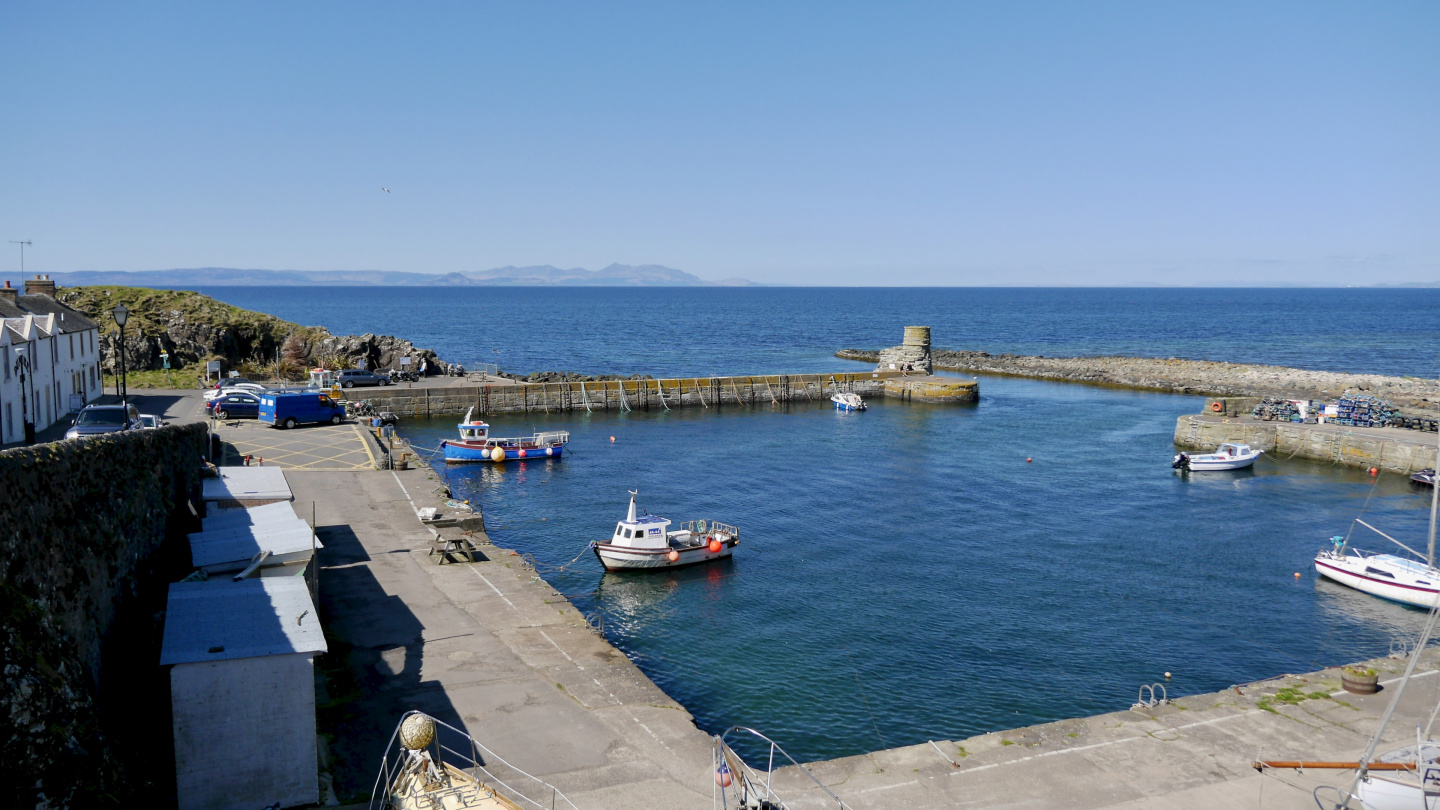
<box><xmin>1174</xmin><ymin>414</ymin><xmax>1438</xmax><ymax>474</ymax></box>
<box><xmin>837</xmin><ymin>348</ymin><xmax>1440</xmax><ymax>412</ymax></box>
<box><xmin>346</xmin><ymin>372</ymin><xmax>909</xmax><ymax>416</ymax></box>
<box><xmin>0</xmin><ymin>424</ymin><xmax>207</xmax><ymax>807</ymax></box>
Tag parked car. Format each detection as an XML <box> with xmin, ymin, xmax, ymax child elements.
<box><xmin>205</xmin><ymin>392</ymin><xmax>262</xmax><ymax>419</ymax></box>
<box><xmin>65</xmin><ymin>404</ymin><xmax>141</xmax><ymax>439</ymax></box>
<box><xmin>259</xmin><ymin>392</ymin><xmax>347</xmax><ymax>429</ymax></box>
<box><xmin>337</xmin><ymin>369</ymin><xmax>392</xmax><ymax>388</ymax></box>
<box><xmin>214</xmin><ymin>376</ymin><xmax>255</xmax><ymax>388</ymax></box>
<box><xmin>138</xmin><ymin>414</ymin><xmax>167</xmax><ymax>428</ymax></box>
<box><xmin>204</xmin><ymin>382</ymin><xmax>267</xmax><ymax>401</ymax></box>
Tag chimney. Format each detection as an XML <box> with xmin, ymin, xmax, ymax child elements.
<box><xmin>25</xmin><ymin>274</ymin><xmax>56</xmax><ymax>298</ymax></box>
<box><xmin>0</xmin><ymin>280</ymin><xmax>16</xmax><ymax>305</ymax></box>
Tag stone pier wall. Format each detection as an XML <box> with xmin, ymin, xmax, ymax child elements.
<box><xmin>1174</xmin><ymin>414</ymin><xmax>1437</xmax><ymax>474</ymax></box>
<box><xmin>342</xmin><ymin>370</ymin><xmax>977</xmax><ymax>417</ymax></box>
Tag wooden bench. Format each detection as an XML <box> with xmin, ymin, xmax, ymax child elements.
<box><xmin>426</xmin><ymin>526</ymin><xmax>479</xmax><ymax>565</ymax></box>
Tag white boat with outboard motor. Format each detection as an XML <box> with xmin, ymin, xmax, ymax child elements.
<box><xmin>591</xmin><ymin>490</ymin><xmax>739</xmax><ymax>571</ymax></box>
<box><xmin>1172</xmin><ymin>442</ymin><xmax>1261</xmax><ymax>471</ymax></box>
<box><xmin>831</xmin><ymin>392</ymin><xmax>866</xmax><ymax>412</ymax></box>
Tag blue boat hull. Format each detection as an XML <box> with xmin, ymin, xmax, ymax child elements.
<box><xmin>442</xmin><ymin>441</ymin><xmax>565</xmax><ymax>463</ymax></box>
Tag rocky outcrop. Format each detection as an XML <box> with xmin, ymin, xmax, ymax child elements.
<box><xmin>58</xmin><ymin>286</ymin><xmax>442</xmax><ymax>375</ymax></box>
<box><xmin>837</xmin><ymin>348</ymin><xmax>1440</xmax><ymax>410</ymax></box>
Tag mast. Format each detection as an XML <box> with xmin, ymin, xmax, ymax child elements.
<box><xmin>1429</xmin><ymin>420</ymin><xmax>1439</xmax><ymax>568</ymax></box>
<box><xmin>627</xmin><ymin>490</ymin><xmax>638</xmax><ymax>523</ymax></box>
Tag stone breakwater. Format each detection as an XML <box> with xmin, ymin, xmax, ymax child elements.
<box><xmin>347</xmin><ymin>370</ymin><xmax>977</xmax><ymax>417</ymax></box>
<box><xmin>838</xmin><ymin>348</ymin><xmax>1440</xmax><ymax>410</ymax></box>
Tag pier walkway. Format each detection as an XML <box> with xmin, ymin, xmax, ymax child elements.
<box><xmin>1175</xmin><ymin>411</ymin><xmax>1437</xmax><ymax>475</ymax></box>
<box><xmin>341</xmin><ymin>370</ymin><xmax>977</xmax><ymax>418</ymax></box>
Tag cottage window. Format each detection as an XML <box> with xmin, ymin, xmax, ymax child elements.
<box><xmin>2</xmin><ymin>346</ymin><xmax>8</xmax><ymax>380</ymax></box>
<box><xmin>69</xmin><ymin>334</ymin><xmax>74</xmax><ymax>359</ymax></box>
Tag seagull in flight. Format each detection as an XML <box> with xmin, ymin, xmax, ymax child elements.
<box><xmin>381</xmin><ymin>187</ymin><xmax>390</xmax><ymax>193</ymax></box>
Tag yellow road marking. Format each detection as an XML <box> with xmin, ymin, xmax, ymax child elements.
<box><xmin>353</xmin><ymin>424</ymin><xmax>377</xmax><ymax>467</ymax></box>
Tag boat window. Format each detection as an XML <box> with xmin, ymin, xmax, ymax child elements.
<box><xmin>1364</xmin><ymin>567</ymin><xmax>1396</xmax><ymax>579</ymax></box>
<box><xmin>624</xmin><ymin>529</ymin><xmax>632</xmax><ymax>539</ymax></box>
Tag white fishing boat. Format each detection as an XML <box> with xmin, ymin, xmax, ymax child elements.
<box><xmin>831</xmin><ymin>392</ymin><xmax>867</xmax><ymax>412</ymax></box>
<box><xmin>371</xmin><ymin>711</ymin><xmax>578</xmax><ymax>810</ymax></box>
<box><xmin>1171</xmin><ymin>442</ymin><xmax>1261</xmax><ymax>471</ymax></box>
<box><xmin>591</xmin><ymin>490</ymin><xmax>739</xmax><ymax>571</ymax></box>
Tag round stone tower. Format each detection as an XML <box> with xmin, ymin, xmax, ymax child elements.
<box><xmin>876</xmin><ymin>326</ymin><xmax>933</xmax><ymax>374</ymax></box>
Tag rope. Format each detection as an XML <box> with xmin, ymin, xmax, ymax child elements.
<box><xmin>528</xmin><ymin>543</ymin><xmax>596</xmax><ymax>574</ymax></box>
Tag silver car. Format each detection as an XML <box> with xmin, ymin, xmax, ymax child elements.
<box><xmin>65</xmin><ymin>404</ymin><xmax>141</xmax><ymax>439</ymax></box>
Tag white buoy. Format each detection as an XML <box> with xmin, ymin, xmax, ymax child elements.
<box><xmin>491</xmin><ymin>447</ymin><xmax>507</xmax><ymax>462</ymax></box>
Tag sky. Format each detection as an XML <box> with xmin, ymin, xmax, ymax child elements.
<box><xmin>2</xmin><ymin>2</ymin><xmax>1437</xmax><ymax>286</ymax></box>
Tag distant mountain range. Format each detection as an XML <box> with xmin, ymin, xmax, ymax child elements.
<box><xmin>48</xmin><ymin>264</ymin><xmax>762</xmax><ymax>288</ymax></box>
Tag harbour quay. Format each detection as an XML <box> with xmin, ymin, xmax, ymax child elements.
<box><xmin>338</xmin><ymin>326</ymin><xmax>979</xmax><ymax>418</ymax></box>
<box><xmin>1175</xmin><ymin>410</ymin><xmax>1437</xmax><ymax>475</ymax></box>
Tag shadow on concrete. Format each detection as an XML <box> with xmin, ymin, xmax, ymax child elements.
<box><xmin>316</xmin><ymin>536</ymin><xmax>466</xmax><ymax>803</ymax></box>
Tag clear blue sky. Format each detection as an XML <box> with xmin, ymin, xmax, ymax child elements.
<box><xmin>3</xmin><ymin>2</ymin><xmax>1436</xmax><ymax>285</ymax></box>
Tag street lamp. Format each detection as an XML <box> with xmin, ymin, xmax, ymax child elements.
<box><xmin>111</xmin><ymin>304</ymin><xmax>130</xmax><ymax>407</ymax></box>
<box><xmin>13</xmin><ymin>345</ymin><xmax>34</xmax><ymax>445</ymax></box>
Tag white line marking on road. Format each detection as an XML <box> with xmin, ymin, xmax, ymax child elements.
<box><xmin>391</xmin><ymin>470</ymin><xmax>415</xmax><ymax>509</ymax></box>
<box><xmin>471</xmin><ymin>568</ymin><xmax>516</xmax><ymax>609</ymax></box>
<box><xmin>634</xmin><ymin>717</ymin><xmax>670</xmax><ymax>750</ymax></box>
<box><xmin>540</xmin><ymin>629</ymin><xmax>582</xmax><ymax>669</ymax></box>
<box><xmin>856</xmin><ymin>780</ymin><xmax>919</xmax><ymax>794</ymax></box>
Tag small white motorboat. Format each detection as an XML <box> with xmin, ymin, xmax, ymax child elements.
<box><xmin>1172</xmin><ymin>442</ymin><xmax>1261</xmax><ymax>471</ymax></box>
<box><xmin>831</xmin><ymin>392</ymin><xmax>867</xmax><ymax>412</ymax></box>
<box><xmin>592</xmin><ymin>491</ymin><xmax>739</xmax><ymax>571</ymax></box>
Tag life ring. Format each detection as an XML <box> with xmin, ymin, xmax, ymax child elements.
<box><xmin>1210</xmin><ymin>401</ymin><xmax>1223</xmax><ymax>412</ymax></box>
<box><xmin>695</xmin><ymin>520</ymin><xmax>707</xmax><ymax>533</ymax></box>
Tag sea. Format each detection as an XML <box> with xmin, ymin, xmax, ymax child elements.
<box><xmin>201</xmin><ymin>286</ymin><xmax>1440</xmax><ymax>764</ymax></box>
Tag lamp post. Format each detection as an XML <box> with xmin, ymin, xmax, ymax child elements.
<box><xmin>13</xmin><ymin>345</ymin><xmax>34</xmax><ymax>445</ymax></box>
<box><xmin>111</xmin><ymin>304</ymin><xmax>130</xmax><ymax>407</ymax></box>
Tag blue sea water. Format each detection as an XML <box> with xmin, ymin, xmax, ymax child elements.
<box><xmin>199</xmin><ymin>286</ymin><xmax>1440</xmax><ymax>763</ymax></box>
<box><xmin>198</xmin><ymin>286</ymin><xmax>1440</xmax><ymax>379</ymax></box>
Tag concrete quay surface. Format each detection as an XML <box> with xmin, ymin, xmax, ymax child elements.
<box><xmin>772</xmin><ymin>649</ymin><xmax>1440</xmax><ymax>809</ymax></box>
<box><xmin>286</xmin><ymin>467</ymin><xmax>720</xmax><ymax>809</ymax></box>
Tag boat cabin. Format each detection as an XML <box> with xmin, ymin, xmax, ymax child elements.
<box><xmin>1215</xmin><ymin>443</ymin><xmax>1252</xmax><ymax>457</ymax></box>
<box><xmin>457</xmin><ymin>422</ymin><xmax>490</xmax><ymax>442</ymax></box>
<box><xmin>610</xmin><ymin>491</ymin><xmax>672</xmax><ymax>550</ymax></box>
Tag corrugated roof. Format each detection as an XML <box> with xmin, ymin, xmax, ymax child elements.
<box><xmin>160</xmin><ymin>578</ymin><xmax>326</xmax><ymax>665</ymax></box>
<box><xmin>202</xmin><ymin>467</ymin><xmax>293</xmax><ymax>502</ymax></box>
<box><xmin>188</xmin><ymin>523</ymin><xmax>319</xmax><ymax>569</ymax></box>
<box><xmin>0</xmin><ymin>295</ymin><xmax>99</xmax><ymax>333</ymax></box>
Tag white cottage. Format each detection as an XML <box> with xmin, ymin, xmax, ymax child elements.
<box><xmin>0</xmin><ymin>275</ymin><xmax>102</xmax><ymax>443</ymax></box>
<box><xmin>160</xmin><ymin>577</ymin><xmax>327</xmax><ymax>810</ymax></box>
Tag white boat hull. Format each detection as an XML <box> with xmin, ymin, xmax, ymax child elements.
<box><xmin>593</xmin><ymin>541</ymin><xmax>735</xmax><ymax>571</ymax></box>
<box><xmin>1185</xmin><ymin>455</ymin><xmax>1258</xmax><ymax>471</ymax></box>
<box><xmin>1315</xmin><ymin>553</ymin><xmax>1440</xmax><ymax>609</ymax></box>
<box><xmin>1358</xmin><ymin>772</ymin><xmax>1440</xmax><ymax>809</ymax></box>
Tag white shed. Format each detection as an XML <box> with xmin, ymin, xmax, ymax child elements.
<box><xmin>161</xmin><ymin>578</ymin><xmax>327</xmax><ymax>810</ymax></box>
<box><xmin>203</xmin><ymin>467</ymin><xmax>294</xmax><ymax>508</ymax></box>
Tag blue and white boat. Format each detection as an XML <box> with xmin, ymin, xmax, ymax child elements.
<box><xmin>440</xmin><ymin>408</ymin><xmax>569</xmax><ymax>463</ymax></box>
<box><xmin>831</xmin><ymin>392</ymin><xmax>867</xmax><ymax>412</ymax></box>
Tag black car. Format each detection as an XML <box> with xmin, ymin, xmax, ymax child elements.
<box><xmin>65</xmin><ymin>404</ymin><xmax>141</xmax><ymax>439</ymax></box>
<box><xmin>337</xmin><ymin>369</ymin><xmax>392</xmax><ymax>388</ymax></box>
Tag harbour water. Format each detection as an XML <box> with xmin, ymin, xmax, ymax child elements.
<box><xmin>189</xmin><ymin>285</ymin><xmax>1440</xmax><ymax>763</ymax></box>
<box><xmin>402</xmin><ymin>373</ymin><xmax>1438</xmax><ymax>764</ymax></box>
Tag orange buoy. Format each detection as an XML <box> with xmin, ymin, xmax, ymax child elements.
<box><xmin>610</xmin><ymin>436</ymin><xmax>616</xmax><ymax>442</ymax></box>
<box><xmin>1294</xmin><ymin>572</ymin><xmax>1302</xmax><ymax>578</ymax></box>
<box><xmin>667</xmin><ymin>550</ymin><xmax>680</xmax><ymax>562</ymax></box>
<box><xmin>1369</xmin><ymin>467</ymin><xmax>1379</xmax><ymax>476</ymax></box>
<box><xmin>1210</xmin><ymin>401</ymin><xmax>1224</xmax><ymax>412</ymax></box>
<box><xmin>716</xmin><ymin>764</ymin><xmax>732</xmax><ymax>787</ymax></box>
<box><xmin>518</xmin><ymin>449</ymin><xmax>527</xmax><ymax>458</ymax></box>
<box><xmin>708</xmin><ymin>539</ymin><xmax>723</xmax><ymax>553</ymax></box>
<box><xmin>1026</xmin><ymin>458</ymin><xmax>1032</xmax><ymax>463</ymax></box>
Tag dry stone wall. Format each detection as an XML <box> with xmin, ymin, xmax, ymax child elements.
<box><xmin>1174</xmin><ymin>415</ymin><xmax>1437</xmax><ymax>474</ymax></box>
<box><xmin>0</xmin><ymin>424</ymin><xmax>206</xmax><ymax>808</ymax></box>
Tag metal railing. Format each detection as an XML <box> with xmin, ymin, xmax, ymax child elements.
<box><xmin>369</xmin><ymin>710</ymin><xmax>578</xmax><ymax>810</ymax></box>
<box><xmin>680</xmin><ymin>520</ymin><xmax>740</xmax><ymax>538</ymax></box>
<box><xmin>714</xmin><ymin>726</ymin><xmax>851</xmax><ymax>810</ymax></box>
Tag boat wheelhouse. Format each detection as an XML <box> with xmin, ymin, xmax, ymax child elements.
<box><xmin>440</xmin><ymin>407</ymin><xmax>569</xmax><ymax>463</ymax></box>
<box><xmin>592</xmin><ymin>491</ymin><xmax>739</xmax><ymax>571</ymax></box>
<box><xmin>831</xmin><ymin>392</ymin><xmax>867</xmax><ymax>412</ymax></box>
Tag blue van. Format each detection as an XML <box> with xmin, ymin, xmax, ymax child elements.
<box><xmin>258</xmin><ymin>392</ymin><xmax>346</xmax><ymax>429</ymax></box>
